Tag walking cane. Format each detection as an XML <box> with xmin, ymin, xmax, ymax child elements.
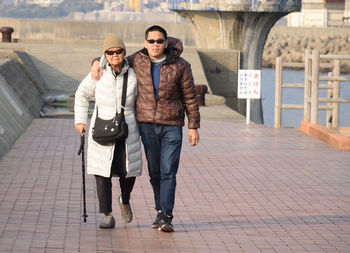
<box><xmin>77</xmin><ymin>129</ymin><xmax>88</xmax><ymax>222</ymax></box>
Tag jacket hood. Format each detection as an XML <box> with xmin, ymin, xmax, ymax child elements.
<box><xmin>140</xmin><ymin>36</ymin><xmax>183</xmax><ymax>63</ymax></box>
<box><xmin>167</xmin><ymin>37</ymin><xmax>183</xmax><ymax>58</ymax></box>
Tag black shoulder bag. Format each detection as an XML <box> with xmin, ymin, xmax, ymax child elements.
<box><xmin>92</xmin><ymin>71</ymin><xmax>129</xmax><ymax>145</ymax></box>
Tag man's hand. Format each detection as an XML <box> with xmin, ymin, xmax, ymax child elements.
<box><xmin>91</xmin><ymin>60</ymin><xmax>103</xmax><ymax>81</ymax></box>
<box><xmin>188</xmin><ymin>129</ymin><xmax>199</xmax><ymax>146</ymax></box>
<box><xmin>75</xmin><ymin>123</ymin><xmax>87</xmax><ymax>136</ymax></box>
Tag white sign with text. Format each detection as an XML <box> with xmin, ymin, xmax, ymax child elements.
<box><xmin>238</xmin><ymin>69</ymin><xmax>261</xmax><ymax>99</ymax></box>
<box><xmin>237</xmin><ymin>69</ymin><xmax>261</xmax><ymax>124</ymax></box>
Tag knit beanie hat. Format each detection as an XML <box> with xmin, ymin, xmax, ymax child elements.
<box><xmin>103</xmin><ymin>33</ymin><xmax>126</xmax><ymax>52</ymax></box>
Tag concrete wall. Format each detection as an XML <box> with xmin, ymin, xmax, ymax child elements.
<box><xmin>0</xmin><ymin>57</ymin><xmax>45</xmax><ymax>117</ymax></box>
<box><xmin>0</xmin><ymin>73</ymin><xmax>33</xmax><ymax>158</ymax></box>
<box><xmin>0</xmin><ymin>50</ymin><xmax>47</xmax><ymax>158</ymax></box>
<box><xmin>0</xmin><ymin>49</ymin><xmax>48</xmax><ymax>94</ymax></box>
<box><xmin>197</xmin><ymin>49</ymin><xmax>243</xmax><ymax>112</ymax></box>
<box><xmin>0</xmin><ymin>18</ymin><xmax>195</xmax><ymax>47</ymax></box>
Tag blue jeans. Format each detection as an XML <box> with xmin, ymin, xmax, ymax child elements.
<box><xmin>139</xmin><ymin>123</ymin><xmax>182</xmax><ymax>217</ymax></box>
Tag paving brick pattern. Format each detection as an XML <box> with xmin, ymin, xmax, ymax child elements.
<box><xmin>0</xmin><ymin>118</ymin><xmax>349</xmax><ymax>252</ymax></box>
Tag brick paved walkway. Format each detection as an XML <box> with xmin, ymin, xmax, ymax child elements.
<box><xmin>0</xmin><ymin>118</ymin><xmax>349</xmax><ymax>252</ymax></box>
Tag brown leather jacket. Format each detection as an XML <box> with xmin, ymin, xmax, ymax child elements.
<box><xmin>127</xmin><ymin>37</ymin><xmax>200</xmax><ymax>129</ymax></box>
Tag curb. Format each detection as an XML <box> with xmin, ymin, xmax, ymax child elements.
<box><xmin>299</xmin><ymin>121</ymin><xmax>350</xmax><ymax>151</ymax></box>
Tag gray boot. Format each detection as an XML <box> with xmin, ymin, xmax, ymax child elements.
<box><xmin>99</xmin><ymin>214</ymin><xmax>115</xmax><ymax>229</ymax></box>
<box><xmin>119</xmin><ymin>196</ymin><xmax>133</xmax><ymax>223</ymax></box>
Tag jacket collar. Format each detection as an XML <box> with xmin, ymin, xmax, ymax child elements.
<box><xmin>139</xmin><ymin>37</ymin><xmax>183</xmax><ymax>64</ymax></box>
<box><xmin>105</xmin><ymin>59</ymin><xmax>129</xmax><ymax>76</ymax></box>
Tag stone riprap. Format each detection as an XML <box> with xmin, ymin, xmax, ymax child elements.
<box><xmin>263</xmin><ymin>26</ymin><xmax>350</xmax><ymax>72</ymax></box>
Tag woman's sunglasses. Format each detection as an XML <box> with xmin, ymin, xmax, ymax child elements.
<box><xmin>105</xmin><ymin>49</ymin><xmax>124</xmax><ymax>55</ymax></box>
<box><xmin>147</xmin><ymin>39</ymin><xmax>165</xmax><ymax>44</ymax></box>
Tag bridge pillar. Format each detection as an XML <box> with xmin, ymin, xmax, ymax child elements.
<box><xmin>163</xmin><ymin>0</ymin><xmax>301</xmax><ymax>124</ymax></box>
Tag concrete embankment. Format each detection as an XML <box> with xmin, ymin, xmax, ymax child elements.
<box><xmin>263</xmin><ymin>26</ymin><xmax>350</xmax><ymax>72</ymax></box>
<box><xmin>0</xmin><ymin>49</ymin><xmax>47</xmax><ymax>158</ymax></box>
<box><xmin>1</xmin><ymin>18</ymin><xmax>350</xmax><ymax>71</ymax></box>
<box><xmin>1</xmin><ymin>19</ymin><xmax>349</xmax><ymax>157</ymax></box>
<box><xmin>0</xmin><ymin>40</ymin><xmax>215</xmax><ymax>159</ymax></box>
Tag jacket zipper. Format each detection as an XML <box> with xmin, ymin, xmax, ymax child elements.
<box><xmin>110</xmin><ymin>74</ymin><xmax>118</xmax><ymax>161</ymax></box>
<box><xmin>148</xmin><ymin>60</ymin><xmax>158</xmax><ymax>122</ymax></box>
<box><xmin>114</xmin><ymin>72</ymin><xmax>119</xmax><ymax>114</ymax></box>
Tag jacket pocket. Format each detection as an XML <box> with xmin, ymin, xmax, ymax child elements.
<box><xmin>168</xmin><ymin>106</ymin><xmax>179</xmax><ymax>120</ymax></box>
<box><xmin>164</xmin><ymin>102</ymin><xmax>183</xmax><ymax>122</ymax></box>
<box><xmin>136</xmin><ymin>103</ymin><xmax>154</xmax><ymax>121</ymax></box>
<box><xmin>177</xmin><ymin>98</ymin><xmax>185</xmax><ymax>119</ymax></box>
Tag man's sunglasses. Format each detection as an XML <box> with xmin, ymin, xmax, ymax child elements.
<box><xmin>147</xmin><ymin>39</ymin><xmax>165</xmax><ymax>44</ymax></box>
<box><xmin>105</xmin><ymin>49</ymin><xmax>124</xmax><ymax>55</ymax></box>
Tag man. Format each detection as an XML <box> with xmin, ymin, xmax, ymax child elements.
<box><xmin>91</xmin><ymin>25</ymin><xmax>200</xmax><ymax>232</ymax></box>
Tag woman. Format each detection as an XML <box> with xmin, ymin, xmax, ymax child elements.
<box><xmin>74</xmin><ymin>33</ymin><xmax>142</xmax><ymax>229</ymax></box>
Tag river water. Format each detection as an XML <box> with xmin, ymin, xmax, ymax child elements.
<box><xmin>261</xmin><ymin>68</ymin><xmax>350</xmax><ymax>128</ymax></box>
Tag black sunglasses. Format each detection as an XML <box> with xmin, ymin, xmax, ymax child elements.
<box><xmin>147</xmin><ymin>39</ymin><xmax>165</xmax><ymax>44</ymax></box>
<box><xmin>105</xmin><ymin>49</ymin><xmax>124</xmax><ymax>55</ymax></box>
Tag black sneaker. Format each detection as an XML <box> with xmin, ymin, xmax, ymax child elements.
<box><xmin>152</xmin><ymin>210</ymin><xmax>163</xmax><ymax>229</ymax></box>
<box><xmin>158</xmin><ymin>214</ymin><xmax>174</xmax><ymax>232</ymax></box>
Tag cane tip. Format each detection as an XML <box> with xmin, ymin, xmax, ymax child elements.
<box><xmin>82</xmin><ymin>214</ymin><xmax>88</xmax><ymax>222</ymax></box>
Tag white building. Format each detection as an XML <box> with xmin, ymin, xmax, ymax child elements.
<box><xmin>25</xmin><ymin>0</ymin><xmax>63</xmax><ymax>7</ymax></box>
<box><xmin>287</xmin><ymin>0</ymin><xmax>346</xmax><ymax>27</ymax></box>
<box><xmin>344</xmin><ymin>0</ymin><xmax>350</xmax><ymax>24</ymax></box>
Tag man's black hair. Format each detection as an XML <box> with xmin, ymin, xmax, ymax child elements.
<box><xmin>145</xmin><ymin>25</ymin><xmax>167</xmax><ymax>40</ymax></box>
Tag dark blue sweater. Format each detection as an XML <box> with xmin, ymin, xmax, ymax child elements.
<box><xmin>151</xmin><ymin>57</ymin><xmax>166</xmax><ymax>100</ymax></box>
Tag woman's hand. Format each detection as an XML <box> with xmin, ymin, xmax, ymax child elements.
<box><xmin>75</xmin><ymin>123</ymin><xmax>87</xmax><ymax>136</ymax></box>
